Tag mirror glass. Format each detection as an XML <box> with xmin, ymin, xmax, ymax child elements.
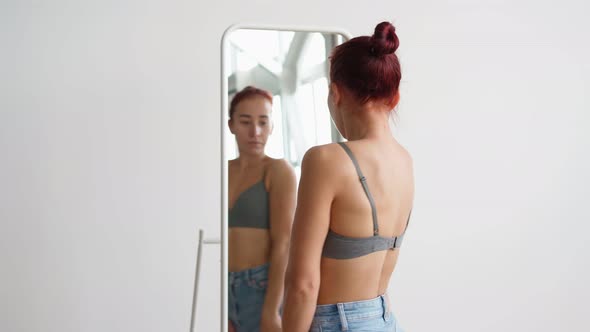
<box><xmin>222</xmin><ymin>27</ymin><xmax>349</xmax><ymax>331</ymax></box>
<box><xmin>224</xmin><ymin>29</ymin><xmax>347</xmax><ymax>177</ymax></box>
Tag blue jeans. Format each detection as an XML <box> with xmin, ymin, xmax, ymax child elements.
<box><xmin>228</xmin><ymin>263</ymin><xmax>269</xmax><ymax>332</ymax></box>
<box><xmin>309</xmin><ymin>294</ymin><xmax>404</xmax><ymax>332</ymax></box>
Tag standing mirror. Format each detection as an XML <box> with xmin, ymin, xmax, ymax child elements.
<box><xmin>220</xmin><ymin>25</ymin><xmax>351</xmax><ymax>331</ymax></box>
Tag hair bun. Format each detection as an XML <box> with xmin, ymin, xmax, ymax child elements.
<box><xmin>370</xmin><ymin>21</ymin><xmax>399</xmax><ymax>55</ymax></box>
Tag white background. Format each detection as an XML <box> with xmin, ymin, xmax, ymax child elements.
<box><xmin>1</xmin><ymin>0</ymin><xmax>589</xmax><ymax>331</ymax></box>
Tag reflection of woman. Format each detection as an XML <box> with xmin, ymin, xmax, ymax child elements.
<box><xmin>282</xmin><ymin>22</ymin><xmax>413</xmax><ymax>332</ymax></box>
<box><xmin>228</xmin><ymin>86</ymin><xmax>297</xmax><ymax>332</ymax></box>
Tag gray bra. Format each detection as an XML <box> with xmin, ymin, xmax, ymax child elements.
<box><xmin>322</xmin><ymin>142</ymin><xmax>412</xmax><ymax>259</ymax></box>
<box><xmin>228</xmin><ymin>175</ymin><xmax>270</xmax><ymax>229</ymax></box>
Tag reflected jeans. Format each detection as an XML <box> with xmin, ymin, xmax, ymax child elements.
<box><xmin>228</xmin><ymin>263</ymin><xmax>269</xmax><ymax>332</ymax></box>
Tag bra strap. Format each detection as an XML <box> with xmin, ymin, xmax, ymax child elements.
<box><xmin>337</xmin><ymin>142</ymin><xmax>379</xmax><ymax>236</ymax></box>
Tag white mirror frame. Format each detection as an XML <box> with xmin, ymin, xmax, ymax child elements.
<box><xmin>220</xmin><ymin>23</ymin><xmax>352</xmax><ymax>331</ymax></box>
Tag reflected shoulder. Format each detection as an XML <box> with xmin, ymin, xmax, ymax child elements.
<box><xmin>268</xmin><ymin>157</ymin><xmax>294</xmax><ymax>173</ymax></box>
<box><xmin>228</xmin><ymin>158</ymin><xmax>238</xmax><ymax>171</ymax></box>
<box><xmin>267</xmin><ymin>157</ymin><xmax>296</xmax><ymax>183</ymax></box>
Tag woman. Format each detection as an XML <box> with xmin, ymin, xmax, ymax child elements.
<box><xmin>228</xmin><ymin>86</ymin><xmax>297</xmax><ymax>332</ymax></box>
<box><xmin>282</xmin><ymin>22</ymin><xmax>414</xmax><ymax>331</ymax></box>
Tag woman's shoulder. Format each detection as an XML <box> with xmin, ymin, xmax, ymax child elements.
<box><xmin>305</xmin><ymin>142</ymin><xmax>343</xmax><ymax>156</ymax></box>
<box><xmin>300</xmin><ymin>142</ymin><xmax>350</xmax><ymax>175</ymax></box>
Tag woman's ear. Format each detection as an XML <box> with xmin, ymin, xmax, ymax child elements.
<box><xmin>389</xmin><ymin>91</ymin><xmax>400</xmax><ymax>108</ymax></box>
<box><xmin>330</xmin><ymin>82</ymin><xmax>342</xmax><ymax>107</ymax></box>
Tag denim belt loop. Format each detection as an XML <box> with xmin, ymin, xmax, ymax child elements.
<box><xmin>382</xmin><ymin>294</ymin><xmax>392</xmax><ymax>322</ymax></box>
<box><xmin>337</xmin><ymin>303</ymin><xmax>348</xmax><ymax>331</ymax></box>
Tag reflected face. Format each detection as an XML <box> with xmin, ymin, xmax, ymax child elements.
<box><xmin>229</xmin><ymin>96</ymin><xmax>273</xmax><ymax>156</ymax></box>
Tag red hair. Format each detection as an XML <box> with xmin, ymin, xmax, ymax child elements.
<box><xmin>229</xmin><ymin>86</ymin><xmax>273</xmax><ymax>118</ymax></box>
<box><xmin>329</xmin><ymin>21</ymin><xmax>401</xmax><ymax>104</ymax></box>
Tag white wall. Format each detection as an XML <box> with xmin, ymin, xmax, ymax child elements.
<box><xmin>1</xmin><ymin>0</ymin><xmax>589</xmax><ymax>331</ymax></box>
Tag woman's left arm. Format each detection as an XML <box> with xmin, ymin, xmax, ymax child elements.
<box><xmin>282</xmin><ymin>146</ymin><xmax>335</xmax><ymax>332</ymax></box>
<box><xmin>262</xmin><ymin>159</ymin><xmax>297</xmax><ymax>331</ymax></box>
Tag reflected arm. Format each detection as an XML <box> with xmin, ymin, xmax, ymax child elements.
<box><xmin>262</xmin><ymin>159</ymin><xmax>297</xmax><ymax>328</ymax></box>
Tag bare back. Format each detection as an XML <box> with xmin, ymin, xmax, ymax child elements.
<box><xmin>317</xmin><ymin>139</ymin><xmax>414</xmax><ymax>304</ymax></box>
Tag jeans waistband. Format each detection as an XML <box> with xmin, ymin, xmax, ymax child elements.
<box><xmin>314</xmin><ymin>293</ymin><xmax>389</xmax><ymax>313</ymax></box>
<box><xmin>228</xmin><ymin>262</ymin><xmax>269</xmax><ymax>283</ymax></box>
<box><xmin>312</xmin><ymin>293</ymin><xmax>392</xmax><ymax>329</ymax></box>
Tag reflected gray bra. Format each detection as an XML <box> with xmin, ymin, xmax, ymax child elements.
<box><xmin>322</xmin><ymin>142</ymin><xmax>412</xmax><ymax>259</ymax></box>
<box><xmin>228</xmin><ymin>179</ymin><xmax>270</xmax><ymax>229</ymax></box>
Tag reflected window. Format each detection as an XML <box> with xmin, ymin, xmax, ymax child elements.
<box><xmin>226</xmin><ymin>29</ymin><xmax>343</xmax><ymax>181</ymax></box>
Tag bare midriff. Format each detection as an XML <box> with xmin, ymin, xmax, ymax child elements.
<box><xmin>228</xmin><ymin>228</ymin><xmax>271</xmax><ymax>272</ymax></box>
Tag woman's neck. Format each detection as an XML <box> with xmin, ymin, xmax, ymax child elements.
<box><xmin>342</xmin><ymin>107</ymin><xmax>393</xmax><ymax>141</ymax></box>
<box><xmin>235</xmin><ymin>153</ymin><xmax>266</xmax><ymax>170</ymax></box>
